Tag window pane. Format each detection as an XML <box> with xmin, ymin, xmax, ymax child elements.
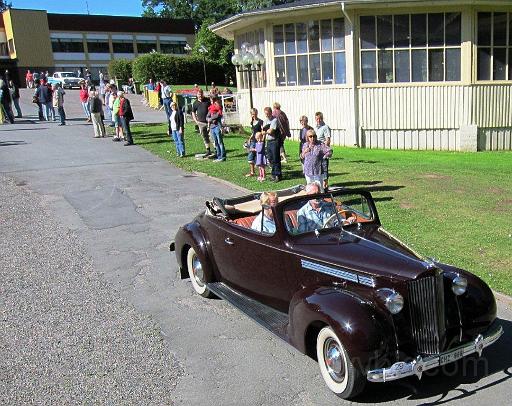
<box><xmin>286</xmin><ymin>56</ymin><xmax>297</xmax><ymax>85</ymax></box>
<box><xmin>377</xmin><ymin>15</ymin><xmax>393</xmax><ymax>49</ymax></box>
<box><xmin>275</xmin><ymin>57</ymin><xmax>286</xmax><ymax>86</ymax></box>
<box><xmin>411</xmin><ymin>14</ymin><xmax>427</xmax><ymax>46</ymax></box>
<box><xmin>137</xmin><ymin>42</ymin><xmax>156</xmax><ymax>53</ymax></box>
<box><xmin>308</xmin><ymin>21</ymin><xmax>320</xmax><ymax>52</ymax></box>
<box><xmin>477</xmin><ymin>48</ymin><xmax>491</xmax><ymax>80</ymax></box>
<box><xmin>361</xmin><ymin>51</ymin><xmax>376</xmax><ymax>83</ymax></box>
<box><xmin>478</xmin><ymin>13</ymin><xmax>492</xmax><ymax>46</ymax></box>
<box><xmin>494</xmin><ymin>13</ymin><xmax>507</xmax><ymax>46</ymax></box>
<box><xmin>322</xmin><ymin>53</ymin><xmax>333</xmax><ymax>84</ymax></box>
<box><xmin>274</xmin><ymin>25</ymin><xmax>284</xmax><ymax>55</ymax></box>
<box><xmin>394</xmin><ymin>15</ymin><xmax>409</xmax><ymax>48</ymax></box>
<box><xmin>333</xmin><ymin>18</ymin><xmax>345</xmax><ymax>50</ymax></box>
<box><xmin>412</xmin><ymin>49</ymin><xmax>427</xmax><ymax>81</ymax></box>
<box><xmin>445</xmin><ymin>48</ymin><xmax>461</xmax><ymax>81</ymax></box>
<box><xmin>429</xmin><ymin>49</ymin><xmax>444</xmax><ymax>81</ymax></box>
<box><xmin>493</xmin><ymin>48</ymin><xmax>507</xmax><ymax>80</ymax></box>
<box><xmin>309</xmin><ymin>54</ymin><xmax>321</xmax><ymax>84</ymax></box>
<box><xmin>298</xmin><ymin>55</ymin><xmax>309</xmax><ymax>85</ymax></box>
<box><xmin>296</xmin><ymin>23</ymin><xmax>307</xmax><ymax>53</ymax></box>
<box><xmin>113</xmin><ymin>41</ymin><xmax>133</xmax><ymax>53</ymax></box>
<box><xmin>445</xmin><ymin>13</ymin><xmax>461</xmax><ymax>46</ymax></box>
<box><xmin>87</xmin><ymin>41</ymin><xmax>110</xmax><ymax>53</ymax></box>
<box><xmin>428</xmin><ymin>13</ymin><xmax>444</xmax><ymax>46</ymax></box>
<box><xmin>378</xmin><ymin>50</ymin><xmax>393</xmax><ymax>83</ymax></box>
<box><xmin>509</xmin><ymin>50</ymin><xmax>512</xmax><ymax>81</ymax></box>
<box><xmin>334</xmin><ymin>52</ymin><xmax>346</xmax><ymax>84</ymax></box>
<box><xmin>361</xmin><ymin>16</ymin><xmax>376</xmax><ymax>49</ymax></box>
<box><xmin>285</xmin><ymin>24</ymin><xmax>296</xmax><ymax>54</ymax></box>
<box><xmin>321</xmin><ymin>19</ymin><xmax>332</xmax><ymax>51</ymax></box>
<box><xmin>395</xmin><ymin>50</ymin><xmax>410</xmax><ymax>82</ymax></box>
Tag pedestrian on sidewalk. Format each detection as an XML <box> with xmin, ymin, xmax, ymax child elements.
<box><xmin>52</xmin><ymin>83</ymin><xmax>66</xmax><ymax>126</ymax></box>
<box><xmin>89</xmin><ymin>91</ymin><xmax>106</xmax><ymax>138</ymax></box>
<box><xmin>79</xmin><ymin>82</ymin><xmax>91</xmax><ymax>122</ymax></box>
<box><xmin>0</xmin><ymin>79</ymin><xmax>14</xmax><ymax>124</ymax></box>
<box><xmin>8</xmin><ymin>80</ymin><xmax>22</xmax><ymax>118</ymax></box>
<box><xmin>118</xmin><ymin>92</ymin><xmax>134</xmax><ymax>146</ymax></box>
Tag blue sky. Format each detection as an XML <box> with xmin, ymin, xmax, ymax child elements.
<box><xmin>12</xmin><ymin>0</ymin><xmax>144</xmax><ymax>17</ymax></box>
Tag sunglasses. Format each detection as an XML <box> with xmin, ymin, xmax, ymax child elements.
<box><xmin>308</xmin><ymin>135</ymin><xmax>316</xmax><ymax>138</ymax></box>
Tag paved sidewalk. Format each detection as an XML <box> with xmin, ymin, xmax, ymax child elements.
<box><xmin>1</xmin><ymin>89</ymin><xmax>511</xmax><ymax>405</ymax></box>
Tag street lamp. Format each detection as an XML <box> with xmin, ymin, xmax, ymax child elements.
<box><xmin>184</xmin><ymin>43</ymin><xmax>208</xmax><ymax>91</ymax></box>
<box><xmin>231</xmin><ymin>42</ymin><xmax>265</xmax><ymax>109</ymax></box>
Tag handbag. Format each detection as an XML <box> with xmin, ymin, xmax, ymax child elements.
<box><xmin>32</xmin><ymin>95</ymin><xmax>39</xmax><ymax>104</ymax></box>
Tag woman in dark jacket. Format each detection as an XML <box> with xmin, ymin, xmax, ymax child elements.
<box><xmin>168</xmin><ymin>101</ymin><xmax>185</xmax><ymax>157</ymax></box>
<box><xmin>118</xmin><ymin>92</ymin><xmax>134</xmax><ymax>146</ymax></box>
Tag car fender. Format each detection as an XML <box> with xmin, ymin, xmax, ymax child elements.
<box><xmin>288</xmin><ymin>286</ymin><xmax>395</xmax><ymax>369</ymax></box>
<box><xmin>174</xmin><ymin>220</ymin><xmax>215</xmax><ymax>283</ymax></box>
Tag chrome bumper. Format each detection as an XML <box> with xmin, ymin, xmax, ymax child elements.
<box><xmin>367</xmin><ymin>324</ymin><xmax>503</xmax><ymax>382</ymax></box>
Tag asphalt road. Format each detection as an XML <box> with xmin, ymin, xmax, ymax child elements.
<box><xmin>1</xmin><ymin>90</ymin><xmax>511</xmax><ymax>405</ymax></box>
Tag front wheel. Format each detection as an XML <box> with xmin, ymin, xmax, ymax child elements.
<box><xmin>186</xmin><ymin>247</ymin><xmax>214</xmax><ymax>298</ymax></box>
<box><xmin>316</xmin><ymin>326</ymin><xmax>365</xmax><ymax>399</ymax></box>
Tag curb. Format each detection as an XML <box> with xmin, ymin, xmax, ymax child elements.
<box><xmin>493</xmin><ymin>290</ymin><xmax>512</xmax><ymax>309</ymax></box>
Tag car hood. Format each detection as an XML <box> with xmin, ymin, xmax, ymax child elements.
<box><xmin>289</xmin><ymin>225</ymin><xmax>431</xmax><ymax>281</ymax></box>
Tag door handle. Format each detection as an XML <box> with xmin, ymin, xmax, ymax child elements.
<box><xmin>224</xmin><ymin>237</ymin><xmax>234</xmax><ymax>245</ymax></box>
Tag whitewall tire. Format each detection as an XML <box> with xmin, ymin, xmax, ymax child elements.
<box><xmin>186</xmin><ymin>247</ymin><xmax>214</xmax><ymax>298</ymax></box>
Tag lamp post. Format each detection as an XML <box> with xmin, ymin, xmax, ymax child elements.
<box><xmin>231</xmin><ymin>42</ymin><xmax>265</xmax><ymax>110</ymax></box>
<box><xmin>184</xmin><ymin>43</ymin><xmax>209</xmax><ymax>91</ymax></box>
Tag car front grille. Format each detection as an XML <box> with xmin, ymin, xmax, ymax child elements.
<box><xmin>407</xmin><ymin>274</ymin><xmax>446</xmax><ymax>355</ymax></box>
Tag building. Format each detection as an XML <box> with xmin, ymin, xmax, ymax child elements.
<box><xmin>211</xmin><ymin>0</ymin><xmax>512</xmax><ymax>151</ymax></box>
<box><xmin>0</xmin><ymin>8</ymin><xmax>195</xmax><ymax>85</ymax></box>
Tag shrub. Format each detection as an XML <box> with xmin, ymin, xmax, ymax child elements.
<box><xmin>108</xmin><ymin>59</ymin><xmax>132</xmax><ymax>82</ymax></box>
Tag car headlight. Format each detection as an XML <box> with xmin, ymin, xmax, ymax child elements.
<box><xmin>376</xmin><ymin>288</ymin><xmax>404</xmax><ymax>314</ymax></box>
<box><xmin>452</xmin><ymin>276</ymin><xmax>467</xmax><ymax>296</ymax></box>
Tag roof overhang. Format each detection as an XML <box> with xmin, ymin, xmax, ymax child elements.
<box><xmin>210</xmin><ymin>0</ymin><xmax>512</xmax><ymax>40</ymax></box>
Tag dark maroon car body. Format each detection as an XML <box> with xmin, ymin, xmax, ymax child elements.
<box><xmin>170</xmin><ymin>186</ymin><xmax>502</xmax><ymax>398</ymax></box>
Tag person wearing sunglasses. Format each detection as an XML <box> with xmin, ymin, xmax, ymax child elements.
<box><xmin>300</xmin><ymin>129</ymin><xmax>332</xmax><ymax>191</ymax></box>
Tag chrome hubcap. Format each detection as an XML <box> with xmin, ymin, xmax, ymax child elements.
<box><xmin>192</xmin><ymin>256</ymin><xmax>205</xmax><ymax>287</ymax></box>
<box><xmin>324</xmin><ymin>338</ymin><xmax>345</xmax><ymax>383</ymax></box>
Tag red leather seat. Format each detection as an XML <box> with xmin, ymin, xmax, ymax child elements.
<box><xmin>233</xmin><ymin>215</ymin><xmax>257</xmax><ymax>229</ymax></box>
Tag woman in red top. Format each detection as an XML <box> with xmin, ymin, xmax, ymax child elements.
<box><xmin>79</xmin><ymin>83</ymin><xmax>91</xmax><ymax>121</ymax></box>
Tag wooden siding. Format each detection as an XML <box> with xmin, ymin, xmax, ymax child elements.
<box><xmin>361</xmin><ymin>129</ymin><xmax>460</xmax><ymax>151</ymax></box>
<box><xmin>478</xmin><ymin>128</ymin><xmax>512</xmax><ymax>151</ymax></box>
<box><xmin>473</xmin><ymin>85</ymin><xmax>512</xmax><ymax>128</ymax></box>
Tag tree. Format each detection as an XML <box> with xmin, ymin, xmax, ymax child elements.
<box><xmin>1</xmin><ymin>1</ymin><xmax>12</xmax><ymax>11</ymax></box>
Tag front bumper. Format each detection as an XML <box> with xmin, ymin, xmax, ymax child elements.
<box><xmin>367</xmin><ymin>324</ymin><xmax>503</xmax><ymax>382</ymax></box>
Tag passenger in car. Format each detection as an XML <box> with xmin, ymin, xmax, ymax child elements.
<box><xmin>251</xmin><ymin>192</ymin><xmax>278</xmax><ymax>233</ymax></box>
<box><xmin>296</xmin><ymin>183</ymin><xmax>336</xmax><ymax>233</ymax></box>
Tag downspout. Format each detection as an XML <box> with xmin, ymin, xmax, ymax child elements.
<box><xmin>341</xmin><ymin>2</ymin><xmax>360</xmax><ymax>147</ymax></box>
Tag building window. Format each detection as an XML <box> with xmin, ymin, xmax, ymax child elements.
<box><xmin>87</xmin><ymin>40</ymin><xmax>110</xmax><ymax>53</ymax></box>
<box><xmin>137</xmin><ymin>41</ymin><xmax>157</xmax><ymax>54</ymax></box>
<box><xmin>51</xmin><ymin>38</ymin><xmax>84</xmax><ymax>53</ymax></box>
<box><xmin>477</xmin><ymin>12</ymin><xmax>512</xmax><ymax>81</ymax></box>
<box><xmin>113</xmin><ymin>40</ymin><xmax>134</xmax><ymax>54</ymax></box>
<box><xmin>360</xmin><ymin>13</ymin><xmax>461</xmax><ymax>83</ymax></box>
<box><xmin>7</xmin><ymin>39</ymin><xmax>15</xmax><ymax>54</ymax></box>
<box><xmin>159</xmin><ymin>41</ymin><xmax>186</xmax><ymax>54</ymax></box>
<box><xmin>273</xmin><ymin>18</ymin><xmax>345</xmax><ymax>86</ymax></box>
<box><xmin>236</xmin><ymin>29</ymin><xmax>266</xmax><ymax>89</ymax></box>
<box><xmin>0</xmin><ymin>42</ymin><xmax>8</xmax><ymax>56</ymax></box>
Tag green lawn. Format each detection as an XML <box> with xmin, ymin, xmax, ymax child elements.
<box><xmin>132</xmin><ymin>122</ymin><xmax>512</xmax><ymax>296</ymax></box>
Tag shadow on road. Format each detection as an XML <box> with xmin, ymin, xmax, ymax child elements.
<box><xmin>0</xmin><ymin>140</ymin><xmax>28</xmax><ymax>146</ymax></box>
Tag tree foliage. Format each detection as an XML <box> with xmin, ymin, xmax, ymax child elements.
<box><xmin>108</xmin><ymin>59</ymin><xmax>133</xmax><ymax>82</ymax></box>
<box><xmin>1</xmin><ymin>1</ymin><xmax>12</xmax><ymax>11</ymax></box>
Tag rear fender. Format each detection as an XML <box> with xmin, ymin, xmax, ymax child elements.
<box><xmin>288</xmin><ymin>286</ymin><xmax>395</xmax><ymax>370</ymax></box>
<box><xmin>174</xmin><ymin>221</ymin><xmax>215</xmax><ymax>283</ymax></box>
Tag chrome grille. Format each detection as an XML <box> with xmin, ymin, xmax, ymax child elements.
<box><xmin>407</xmin><ymin>274</ymin><xmax>445</xmax><ymax>355</ymax></box>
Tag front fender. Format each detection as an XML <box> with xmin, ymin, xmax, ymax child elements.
<box><xmin>288</xmin><ymin>286</ymin><xmax>395</xmax><ymax>370</ymax></box>
<box><xmin>174</xmin><ymin>219</ymin><xmax>215</xmax><ymax>283</ymax></box>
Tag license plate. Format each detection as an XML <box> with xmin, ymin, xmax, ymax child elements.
<box><xmin>439</xmin><ymin>348</ymin><xmax>464</xmax><ymax>365</ymax></box>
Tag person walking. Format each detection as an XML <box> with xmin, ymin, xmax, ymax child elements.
<box><xmin>168</xmin><ymin>101</ymin><xmax>185</xmax><ymax>157</ymax></box>
<box><xmin>80</xmin><ymin>82</ymin><xmax>91</xmax><ymax>122</ymax></box>
<box><xmin>0</xmin><ymin>79</ymin><xmax>14</xmax><ymax>124</ymax></box>
<box><xmin>8</xmin><ymin>80</ymin><xmax>22</xmax><ymax>118</ymax></box>
<box><xmin>118</xmin><ymin>92</ymin><xmax>134</xmax><ymax>146</ymax></box>
<box><xmin>35</xmin><ymin>79</ymin><xmax>53</xmax><ymax>121</ymax></box>
<box><xmin>89</xmin><ymin>91</ymin><xmax>106</xmax><ymax>138</ymax></box>
<box><xmin>52</xmin><ymin>83</ymin><xmax>66</xmax><ymax>126</ymax></box>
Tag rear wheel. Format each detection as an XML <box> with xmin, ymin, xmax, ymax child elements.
<box><xmin>316</xmin><ymin>326</ymin><xmax>365</xmax><ymax>399</ymax></box>
<box><xmin>186</xmin><ymin>247</ymin><xmax>214</xmax><ymax>298</ymax></box>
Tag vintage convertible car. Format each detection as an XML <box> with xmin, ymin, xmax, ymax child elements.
<box><xmin>170</xmin><ymin>185</ymin><xmax>503</xmax><ymax>398</ymax></box>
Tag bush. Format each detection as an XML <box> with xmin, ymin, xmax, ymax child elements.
<box><xmin>131</xmin><ymin>52</ymin><xmax>228</xmax><ymax>85</ymax></box>
<box><xmin>108</xmin><ymin>59</ymin><xmax>132</xmax><ymax>82</ymax></box>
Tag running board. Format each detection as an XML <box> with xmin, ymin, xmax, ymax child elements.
<box><xmin>207</xmin><ymin>282</ymin><xmax>289</xmax><ymax>342</ymax></box>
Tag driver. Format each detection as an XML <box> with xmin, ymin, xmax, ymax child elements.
<box><xmin>296</xmin><ymin>183</ymin><xmax>335</xmax><ymax>233</ymax></box>
<box><xmin>251</xmin><ymin>192</ymin><xmax>278</xmax><ymax>233</ymax></box>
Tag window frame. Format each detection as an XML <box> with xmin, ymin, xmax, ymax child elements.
<box><xmin>51</xmin><ymin>38</ymin><xmax>84</xmax><ymax>53</ymax></box>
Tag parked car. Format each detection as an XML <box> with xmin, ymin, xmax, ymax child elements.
<box><xmin>170</xmin><ymin>185</ymin><xmax>503</xmax><ymax>399</ymax></box>
<box><xmin>47</xmin><ymin>72</ymin><xmax>81</xmax><ymax>89</ymax></box>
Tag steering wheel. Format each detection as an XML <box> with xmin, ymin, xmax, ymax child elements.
<box><xmin>323</xmin><ymin>209</ymin><xmax>355</xmax><ymax>228</ymax></box>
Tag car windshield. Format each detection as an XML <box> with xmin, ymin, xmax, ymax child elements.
<box><xmin>60</xmin><ymin>72</ymin><xmax>75</xmax><ymax>77</ymax></box>
<box><xmin>283</xmin><ymin>192</ymin><xmax>374</xmax><ymax>235</ymax></box>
